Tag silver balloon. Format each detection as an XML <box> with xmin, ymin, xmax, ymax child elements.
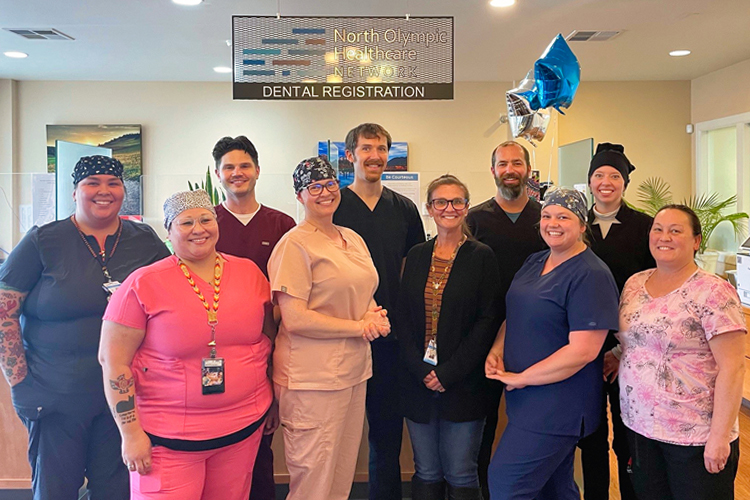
<box><xmin>505</xmin><ymin>71</ymin><xmax>539</xmax><ymax>120</ymax></box>
<box><xmin>509</xmin><ymin>108</ymin><xmax>550</xmax><ymax>145</ymax></box>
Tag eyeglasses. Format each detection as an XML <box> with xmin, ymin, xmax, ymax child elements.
<box><xmin>173</xmin><ymin>215</ymin><xmax>218</xmax><ymax>231</ymax></box>
<box><xmin>429</xmin><ymin>198</ymin><xmax>468</xmax><ymax>211</ymax></box>
<box><xmin>306</xmin><ymin>180</ymin><xmax>340</xmax><ymax>196</ymax></box>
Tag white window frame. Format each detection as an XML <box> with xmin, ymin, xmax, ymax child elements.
<box><xmin>695</xmin><ymin>112</ymin><xmax>750</xmax><ymax>219</ymax></box>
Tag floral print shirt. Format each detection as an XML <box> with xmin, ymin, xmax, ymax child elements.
<box><xmin>618</xmin><ymin>268</ymin><xmax>746</xmax><ymax>445</ymax></box>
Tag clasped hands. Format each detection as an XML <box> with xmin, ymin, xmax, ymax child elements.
<box><xmin>485</xmin><ymin>351</ymin><xmax>526</xmax><ymax>391</ymax></box>
<box><xmin>361</xmin><ymin>306</ymin><xmax>391</xmax><ymax>341</ymax></box>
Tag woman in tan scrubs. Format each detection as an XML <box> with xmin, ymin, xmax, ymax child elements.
<box><xmin>268</xmin><ymin>157</ymin><xmax>391</xmax><ymax>500</ymax></box>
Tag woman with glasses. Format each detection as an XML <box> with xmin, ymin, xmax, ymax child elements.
<box><xmin>99</xmin><ymin>190</ymin><xmax>275</xmax><ymax>500</ymax></box>
<box><xmin>267</xmin><ymin>157</ymin><xmax>390</xmax><ymax>500</ymax></box>
<box><xmin>397</xmin><ymin>174</ymin><xmax>501</xmax><ymax>500</ymax></box>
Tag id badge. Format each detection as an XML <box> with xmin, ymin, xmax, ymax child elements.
<box><xmin>423</xmin><ymin>338</ymin><xmax>438</xmax><ymax>366</ymax></box>
<box><xmin>102</xmin><ymin>280</ymin><xmax>122</xmax><ymax>300</ymax></box>
<box><xmin>201</xmin><ymin>357</ymin><xmax>225</xmax><ymax>394</ymax></box>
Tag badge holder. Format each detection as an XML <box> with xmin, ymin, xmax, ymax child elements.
<box><xmin>423</xmin><ymin>338</ymin><xmax>438</xmax><ymax>366</ymax></box>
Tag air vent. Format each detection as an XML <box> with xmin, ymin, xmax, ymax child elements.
<box><xmin>566</xmin><ymin>30</ymin><xmax>622</xmax><ymax>42</ymax></box>
<box><xmin>3</xmin><ymin>28</ymin><xmax>74</xmax><ymax>41</ymax></box>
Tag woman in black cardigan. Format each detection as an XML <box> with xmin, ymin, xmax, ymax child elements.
<box><xmin>397</xmin><ymin>174</ymin><xmax>501</xmax><ymax>500</ymax></box>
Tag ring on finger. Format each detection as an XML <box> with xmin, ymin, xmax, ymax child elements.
<box><xmin>128</xmin><ymin>464</ymin><xmax>136</xmax><ymax>471</ymax></box>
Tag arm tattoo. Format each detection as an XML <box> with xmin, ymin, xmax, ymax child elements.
<box><xmin>0</xmin><ymin>285</ymin><xmax>28</xmax><ymax>385</ymax></box>
<box><xmin>109</xmin><ymin>374</ymin><xmax>134</xmax><ymax>394</ymax></box>
<box><xmin>114</xmin><ymin>395</ymin><xmax>137</xmax><ymax>424</ymax></box>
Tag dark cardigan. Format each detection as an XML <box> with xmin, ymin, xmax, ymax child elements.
<box><xmin>396</xmin><ymin>238</ymin><xmax>501</xmax><ymax>423</ymax></box>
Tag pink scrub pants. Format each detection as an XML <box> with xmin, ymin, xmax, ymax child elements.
<box><xmin>129</xmin><ymin>426</ymin><xmax>263</xmax><ymax>500</ymax></box>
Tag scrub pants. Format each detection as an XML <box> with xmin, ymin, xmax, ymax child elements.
<box><xmin>577</xmin><ymin>379</ymin><xmax>636</xmax><ymax>500</ymax></box>
<box><xmin>16</xmin><ymin>397</ymin><xmax>129</xmax><ymax>500</ymax></box>
<box><xmin>249</xmin><ymin>433</ymin><xmax>276</xmax><ymax>500</ymax></box>
<box><xmin>488</xmin><ymin>423</ymin><xmax>580</xmax><ymax>500</ymax></box>
<box><xmin>626</xmin><ymin>429</ymin><xmax>740</xmax><ymax>500</ymax></box>
<box><xmin>276</xmin><ymin>381</ymin><xmax>367</xmax><ymax>500</ymax></box>
<box><xmin>129</xmin><ymin>427</ymin><xmax>263</xmax><ymax>500</ymax></box>
<box><xmin>366</xmin><ymin>340</ymin><xmax>404</xmax><ymax>500</ymax></box>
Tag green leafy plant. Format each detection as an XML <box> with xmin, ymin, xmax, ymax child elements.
<box><xmin>188</xmin><ymin>166</ymin><xmax>225</xmax><ymax>205</ymax></box>
<box><xmin>636</xmin><ymin>177</ymin><xmax>749</xmax><ymax>254</ymax></box>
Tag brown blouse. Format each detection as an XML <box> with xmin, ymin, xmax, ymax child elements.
<box><xmin>424</xmin><ymin>256</ymin><xmax>452</xmax><ymax>350</ymax></box>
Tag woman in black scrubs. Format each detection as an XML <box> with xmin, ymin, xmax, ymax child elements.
<box><xmin>0</xmin><ymin>156</ymin><xmax>170</xmax><ymax>500</ymax></box>
<box><xmin>577</xmin><ymin>143</ymin><xmax>654</xmax><ymax>500</ymax></box>
<box><xmin>485</xmin><ymin>188</ymin><xmax>620</xmax><ymax>500</ymax></box>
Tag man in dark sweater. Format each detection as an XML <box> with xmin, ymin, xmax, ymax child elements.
<box><xmin>212</xmin><ymin>135</ymin><xmax>295</xmax><ymax>500</ymax></box>
<box><xmin>466</xmin><ymin>140</ymin><xmax>547</xmax><ymax>500</ymax></box>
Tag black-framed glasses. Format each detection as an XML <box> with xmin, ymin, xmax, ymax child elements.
<box><xmin>429</xmin><ymin>198</ymin><xmax>468</xmax><ymax>211</ymax></box>
<box><xmin>306</xmin><ymin>180</ymin><xmax>340</xmax><ymax>196</ymax></box>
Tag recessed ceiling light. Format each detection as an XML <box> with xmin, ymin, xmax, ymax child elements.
<box><xmin>172</xmin><ymin>0</ymin><xmax>202</xmax><ymax>5</ymax></box>
<box><xmin>669</xmin><ymin>50</ymin><xmax>691</xmax><ymax>57</ymax></box>
<box><xmin>213</xmin><ymin>66</ymin><xmax>232</xmax><ymax>73</ymax></box>
<box><xmin>4</xmin><ymin>51</ymin><xmax>28</xmax><ymax>58</ymax></box>
<box><xmin>490</xmin><ymin>0</ymin><xmax>516</xmax><ymax>7</ymax></box>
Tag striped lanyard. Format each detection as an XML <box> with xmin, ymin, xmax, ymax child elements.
<box><xmin>178</xmin><ymin>254</ymin><xmax>222</xmax><ymax>358</ymax></box>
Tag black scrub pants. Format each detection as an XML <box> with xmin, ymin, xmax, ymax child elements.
<box><xmin>626</xmin><ymin>429</ymin><xmax>739</xmax><ymax>500</ymax></box>
<box><xmin>13</xmin><ymin>377</ymin><xmax>129</xmax><ymax>500</ymax></box>
<box><xmin>577</xmin><ymin>378</ymin><xmax>636</xmax><ymax>500</ymax></box>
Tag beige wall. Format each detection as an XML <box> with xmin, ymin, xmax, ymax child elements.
<box><xmin>4</xmin><ymin>78</ymin><xmax>692</xmax><ymax>241</ymax></box>
<box><xmin>559</xmin><ymin>81</ymin><xmax>692</xmax><ymax>203</ymax></box>
<box><xmin>692</xmin><ymin>58</ymin><xmax>750</xmax><ymax>125</ymax></box>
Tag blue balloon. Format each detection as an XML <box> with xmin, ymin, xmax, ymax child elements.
<box><xmin>534</xmin><ymin>34</ymin><xmax>581</xmax><ymax>112</ymax></box>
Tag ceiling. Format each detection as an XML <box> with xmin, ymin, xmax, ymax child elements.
<box><xmin>1</xmin><ymin>0</ymin><xmax>749</xmax><ymax>82</ymax></box>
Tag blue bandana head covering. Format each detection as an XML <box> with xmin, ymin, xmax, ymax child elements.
<box><xmin>72</xmin><ymin>155</ymin><xmax>124</xmax><ymax>185</ymax></box>
<box><xmin>542</xmin><ymin>187</ymin><xmax>588</xmax><ymax>223</ymax></box>
<box><xmin>293</xmin><ymin>157</ymin><xmax>337</xmax><ymax>193</ymax></box>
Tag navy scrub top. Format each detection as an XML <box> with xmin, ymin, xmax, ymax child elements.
<box><xmin>504</xmin><ymin>248</ymin><xmax>619</xmax><ymax>437</ymax></box>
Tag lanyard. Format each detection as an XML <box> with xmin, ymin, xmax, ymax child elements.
<box><xmin>71</xmin><ymin>216</ymin><xmax>122</xmax><ymax>283</ymax></box>
<box><xmin>429</xmin><ymin>236</ymin><xmax>465</xmax><ymax>338</ymax></box>
<box><xmin>178</xmin><ymin>254</ymin><xmax>222</xmax><ymax>358</ymax></box>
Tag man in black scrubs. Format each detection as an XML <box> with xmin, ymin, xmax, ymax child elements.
<box><xmin>334</xmin><ymin>123</ymin><xmax>425</xmax><ymax>500</ymax></box>
<box><xmin>466</xmin><ymin>140</ymin><xmax>547</xmax><ymax>500</ymax></box>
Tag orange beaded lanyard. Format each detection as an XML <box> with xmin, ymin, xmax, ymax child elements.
<box><xmin>178</xmin><ymin>254</ymin><xmax>222</xmax><ymax>358</ymax></box>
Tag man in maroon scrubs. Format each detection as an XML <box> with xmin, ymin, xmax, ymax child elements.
<box><xmin>212</xmin><ymin>135</ymin><xmax>296</xmax><ymax>499</ymax></box>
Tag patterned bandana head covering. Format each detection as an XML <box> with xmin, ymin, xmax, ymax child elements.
<box><xmin>72</xmin><ymin>155</ymin><xmax>124</xmax><ymax>185</ymax></box>
<box><xmin>163</xmin><ymin>190</ymin><xmax>217</xmax><ymax>229</ymax></box>
<box><xmin>542</xmin><ymin>187</ymin><xmax>588</xmax><ymax>223</ymax></box>
<box><xmin>293</xmin><ymin>156</ymin><xmax>337</xmax><ymax>193</ymax></box>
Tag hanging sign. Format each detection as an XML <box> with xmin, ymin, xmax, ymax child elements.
<box><xmin>232</xmin><ymin>16</ymin><xmax>453</xmax><ymax>100</ymax></box>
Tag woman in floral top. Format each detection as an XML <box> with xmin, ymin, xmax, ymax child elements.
<box><xmin>618</xmin><ymin>205</ymin><xmax>746</xmax><ymax>500</ymax></box>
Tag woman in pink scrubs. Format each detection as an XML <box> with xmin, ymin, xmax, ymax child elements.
<box><xmin>99</xmin><ymin>189</ymin><xmax>275</xmax><ymax>500</ymax></box>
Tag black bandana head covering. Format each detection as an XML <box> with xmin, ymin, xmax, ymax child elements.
<box><xmin>587</xmin><ymin>143</ymin><xmax>635</xmax><ymax>186</ymax></box>
<box><xmin>293</xmin><ymin>156</ymin><xmax>337</xmax><ymax>193</ymax></box>
<box><xmin>163</xmin><ymin>189</ymin><xmax>217</xmax><ymax>229</ymax></box>
<box><xmin>542</xmin><ymin>187</ymin><xmax>588</xmax><ymax>223</ymax></box>
<box><xmin>72</xmin><ymin>155</ymin><xmax>124</xmax><ymax>185</ymax></box>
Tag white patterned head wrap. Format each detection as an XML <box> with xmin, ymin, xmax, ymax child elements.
<box><xmin>163</xmin><ymin>190</ymin><xmax>217</xmax><ymax>229</ymax></box>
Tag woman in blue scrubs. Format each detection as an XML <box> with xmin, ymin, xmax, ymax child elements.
<box><xmin>485</xmin><ymin>188</ymin><xmax>620</xmax><ymax>500</ymax></box>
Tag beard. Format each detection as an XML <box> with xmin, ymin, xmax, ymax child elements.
<box><xmin>495</xmin><ymin>172</ymin><xmax>529</xmax><ymax>200</ymax></box>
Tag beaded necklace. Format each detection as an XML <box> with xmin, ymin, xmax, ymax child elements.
<box><xmin>178</xmin><ymin>254</ymin><xmax>222</xmax><ymax>358</ymax></box>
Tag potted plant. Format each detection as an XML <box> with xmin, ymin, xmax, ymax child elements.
<box><xmin>636</xmin><ymin>177</ymin><xmax>749</xmax><ymax>273</ymax></box>
<box><xmin>188</xmin><ymin>166</ymin><xmax>225</xmax><ymax>205</ymax></box>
